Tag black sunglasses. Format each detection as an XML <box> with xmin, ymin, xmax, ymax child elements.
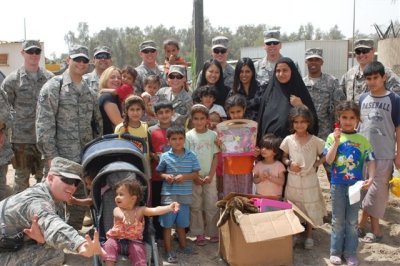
<box><xmin>355</xmin><ymin>48</ymin><xmax>371</xmax><ymax>55</ymax></box>
<box><xmin>73</xmin><ymin>57</ymin><xmax>89</xmax><ymax>64</ymax></box>
<box><xmin>142</xmin><ymin>49</ymin><xmax>156</xmax><ymax>54</ymax></box>
<box><xmin>265</xmin><ymin>41</ymin><xmax>280</xmax><ymax>46</ymax></box>
<box><xmin>25</xmin><ymin>49</ymin><xmax>41</xmax><ymax>55</ymax></box>
<box><xmin>57</xmin><ymin>175</ymin><xmax>81</xmax><ymax>187</ymax></box>
<box><xmin>95</xmin><ymin>53</ymin><xmax>111</xmax><ymax>60</ymax></box>
<box><xmin>213</xmin><ymin>48</ymin><xmax>227</xmax><ymax>54</ymax></box>
<box><xmin>168</xmin><ymin>73</ymin><xmax>184</xmax><ymax>80</ymax></box>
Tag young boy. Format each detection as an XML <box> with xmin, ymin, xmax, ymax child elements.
<box><xmin>148</xmin><ymin>101</ymin><xmax>175</xmax><ymax>241</ymax></box>
<box><xmin>199</xmin><ymin>85</ymin><xmax>227</xmax><ymax>120</ymax></box>
<box><xmin>141</xmin><ymin>75</ymin><xmax>161</xmax><ymax>126</ymax></box>
<box><xmin>358</xmin><ymin>61</ymin><xmax>400</xmax><ymax>243</ymax></box>
<box><xmin>185</xmin><ymin>104</ymin><xmax>220</xmax><ymax>246</ymax></box>
<box><xmin>156</xmin><ymin>127</ymin><xmax>200</xmax><ymax>263</ymax></box>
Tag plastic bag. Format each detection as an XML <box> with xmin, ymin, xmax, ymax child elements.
<box><xmin>390</xmin><ymin>169</ymin><xmax>400</xmax><ymax>197</ymax></box>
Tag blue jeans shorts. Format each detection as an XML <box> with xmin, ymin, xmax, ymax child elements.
<box><xmin>159</xmin><ymin>204</ymin><xmax>190</xmax><ymax>228</ymax></box>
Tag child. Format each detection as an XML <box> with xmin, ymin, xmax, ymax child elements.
<box><xmin>358</xmin><ymin>61</ymin><xmax>400</xmax><ymax>244</ymax></box>
<box><xmin>185</xmin><ymin>104</ymin><xmax>219</xmax><ymax>246</ymax></box>
<box><xmin>141</xmin><ymin>75</ymin><xmax>161</xmax><ymax>126</ymax></box>
<box><xmin>114</xmin><ymin>95</ymin><xmax>149</xmax><ymax>155</ymax></box>
<box><xmin>253</xmin><ymin>133</ymin><xmax>286</xmax><ymax>199</ymax></box>
<box><xmin>324</xmin><ymin>101</ymin><xmax>375</xmax><ymax>266</ymax></box>
<box><xmin>156</xmin><ymin>65</ymin><xmax>193</xmax><ymax>127</ymax></box>
<box><xmin>148</xmin><ymin>101</ymin><xmax>175</xmax><ymax>241</ymax></box>
<box><xmin>198</xmin><ymin>85</ymin><xmax>227</xmax><ymax>121</ymax></box>
<box><xmin>156</xmin><ymin>127</ymin><xmax>200</xmax><ymax>263</ymax></box>
<box><xmin>280</xmin><ymin>106</ymin><xmax>326</xmax><ymax>249</ymax></box>
<box><xmin>221</xmin><ymin>94</ymin><xmax>255</xmax><ymax>195</ymax></box>
<box><xmin>163</xmin><ymin>39</ymin><xmax>188</xmax><ymax>76</ymax></box>
<box><xmin>103</xmin><ymin>178</ymin><xmax>179</xmax><ymax>266</ymax></box>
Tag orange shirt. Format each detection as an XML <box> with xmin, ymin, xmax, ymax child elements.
<box><xmin>223</xmin><ymin>156</ymin><xmax>254</xmax><ymax>175</ymax></box>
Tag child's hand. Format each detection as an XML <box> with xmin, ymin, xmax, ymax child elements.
<box><xmin>193</xmin><ymin>176</ymin><xmax>203</xmax><ymax>185</ymax></box>
<box><xmin>141</xmin><ymin>92</ymin><xmax>151</xmax><ymax>103</ymax></box>
<box><xmin>261</xmin><ymin>172</ymin><xmax>270</xmax><ymax>181</ymax></box>
<box><xmin>67</xmin><ymin>196</ymin><xmax>76</xmax><ymax>205</ymax></box>
<box><xmin>170</xmin><ymin>202</ymin><xmax>180</xmax><ymax>213</ymax></box>
<box><xmin>202</xmin><ymin>175</ymin><xmax>212</xmax><ymax>184</ymax></box>
<box><xmin>214</xmin><ymin>138</ymin><xmax>222</xmax><ymax>148</ymax></box>
<box><xmin>362</xmin><ymin>178</ymin><xmax>373</xmax><ymax>190</ymax></box>
<box><xmin>289</xmin><ymin>95</ymin><xmax>303</xmax><ymax>107</ymax></box>
<box><xmin>164</xmin><ymin>174</ymin><xmax>175</xmax><ymax>184</ymax></box>
<box><xmin>290</xmin><ymin>161</ymin><xmax>302</xmax><ymax>173</ymax></box>
<box><xmin>174</xmin><ymin>174</ymin><xmax>184</xmax><ymax>183</ymax></box>
<box><xmin>333</xmin><ymin>127</ymin><xmax>341</xmax><ymax>144</ymax></box>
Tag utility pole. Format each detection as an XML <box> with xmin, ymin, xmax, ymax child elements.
<box><xmin>193</xmin><ymin>0</ymin><xmax>204</xmax><ymax>80</ymax></box>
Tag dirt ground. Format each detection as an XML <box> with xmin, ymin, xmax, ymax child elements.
<box><xmin>5</xmin><ymin>166</ymin><xmax>400</xmax><ymax>265</ymax></box>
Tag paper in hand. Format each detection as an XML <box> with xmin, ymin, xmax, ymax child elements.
<box><xmin>348</xmin><ymin>181</ymin><xmax>364</xmax><ymax>205</ymax></box>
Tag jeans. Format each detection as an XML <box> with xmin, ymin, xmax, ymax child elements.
<box><xmin>330</xmin><ymin>184</ymin><xmax>360</xmax><ymax>257</ymax></box>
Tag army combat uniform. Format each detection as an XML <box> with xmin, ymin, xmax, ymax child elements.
<box><xmin>0</xmin><ymin>90</ymin><xmax>13</xmax><ymax>200</ymax></box>
<box><xmin>84</xmin><ymin>69</ymin><xmax>101</xmax><ymax>93</ymax></box>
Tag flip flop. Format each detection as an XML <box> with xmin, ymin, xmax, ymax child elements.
<box><xmin>362</xmin><ymin>232</ymin><xmax>383</xmax><ymax>243</ymax></box>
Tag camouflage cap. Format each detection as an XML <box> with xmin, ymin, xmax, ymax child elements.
<box><xmin>264</xmin><ymin>30</ymin><xmax>280</xmax><ymax>43</ymax></box>
<box><xmin>22</xmin><ymin>40</ymin><xmax>41</xmax><ymax>51</ymax></box>
<box><xmin>354</xmin><ymin>39</ymin><xmax>374</xmax><ymax>50</ymax></box>
<box><xmin>50</xmin><ymin>157</ymin><xmax>83</xmax><ymax>180</ymax></box>
<box><xmin>305</xmin><ymin>48</ymin><xmax>323</xmax><ymax>60</ymax></box>
<box><xmin>212</xmin><ymin>36</ymin><xmax>229</xmax><ymax>49</ymax></box>
<box><xmin>140</xmin><ymin>40</ymin><xmax>157</xmax><ymax>52</ymax></box>
<box><xmin>169</xmin><ymin>65</ymin><xmax>186</xmax><ymax>76</ymax></box>
<box><xmin>69</xmin><ymin>45</ymin><xmax>89</xmax><ymax>60</ymax></box>
<box><xmin>94</xmin><ymin>45</ymin><xmax>112</xmax><ymax>56</ymax></box>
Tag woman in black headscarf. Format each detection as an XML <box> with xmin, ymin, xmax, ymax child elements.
<box><xmin>257</xmin><ymin>57</ymin><xmax>318</xmax><ymax>141</ymax></box>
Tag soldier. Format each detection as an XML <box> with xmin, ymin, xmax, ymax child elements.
<box><xmin>84</xmin><ymin>45</ymin><xmax>112</xmax><ymax>93</ymax></box>
<box><xmin>36</xmin><ymin>45</ymin><xmax>102</xmax><ymax>230</ymax></box>
<box><xmin>1</xmin><ymin>40</ymin><xmax>54</xmax><ymax>194</ymax></box>
<box><xmin>0</xmin><ymin>157</ymin><xmax>105</xmax><ymax>265</ymax></box>
<box><xmin>195</xmin><ymin>36</ymin><xmax>235</xmax><ymax>90</ymax></box>
<box><xmin>0</xmin><ymin>90</ymin><xmax>13</xmax><ymax>200</ymax></box>
<box><xmin>340</xmin><ymin>39</ymin><xmax>400</xmax><ymax>101</ymax></box>
<box><xmin>135</xmin><ymin>40</ymin><xmax>167</xmax><ymax>95</ymax></box>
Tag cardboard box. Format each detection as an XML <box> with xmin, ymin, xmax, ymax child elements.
<box><xmin>218</xmin><ymin>193</ymin><xmax>309</xmax><ymax>266</ymax></box>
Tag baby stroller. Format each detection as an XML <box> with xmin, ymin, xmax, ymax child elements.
<box><xmin>81</xmin><ymin>133</ymin><xmax>160</xmax><ymax>265</ymax></box>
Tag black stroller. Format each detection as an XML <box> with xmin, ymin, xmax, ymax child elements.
<box><xmin>81</xmin><ymin>134</ymin><xmax>160</xmax><ymax>265</ymax></box>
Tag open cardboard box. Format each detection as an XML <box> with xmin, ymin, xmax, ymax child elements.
<box><xmin>218</xmin><ymin>193</ymin><xmax>314</xmax><ymax>266</ymax></box>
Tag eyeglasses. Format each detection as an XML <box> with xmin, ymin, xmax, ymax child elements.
<box><xmin>142</xmin><ymin>49</ymin><xmax>156</xmax><ymax>54</ymax></box>
<box><xmin>213</xmin><ymin>48</ymin><xmax>227</xmax><ymax>54</ymax></box>
<box><xmin>265</xmin><ymin>41</ymin><xmax>280</xmax><ymax>46</ymax></box>
<box><xmin>95</xmin><ymin>53</ymin><xmax>111</xmax><ymax>60</ymax></box>
<box><xmin>168</xmin><ymin>73</ymin><xmax>184</xmax><ymax>80</ymax></box>
<box><xmin>355</xmin><ymin>48</ymin><xmax>371</xmax><ymax>55</ymax></box>
<box><xmin>25</xmin><ymin>49</ymin><xmax>41</xmax><ymax>55</ymax></box>
<box><xmin>72</xmin><ymin>57</ymin><xmax>89</xmax><ymax>64</ymax></box>
<box><xmin>56</xmin><ymin>175</ymin><xmax>81</xmax><ymax>187</ymax></box>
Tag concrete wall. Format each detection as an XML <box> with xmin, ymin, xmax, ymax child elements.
<box><xmin>378</xmin><ymin>38</ymin><xmax>400</xmax><ymax>75</ymax></box>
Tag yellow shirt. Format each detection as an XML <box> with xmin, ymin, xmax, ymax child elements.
<box><xmin>114</xmin><ymin>122</ymin><xmax>149</xmax><ymax>159</ymax></box>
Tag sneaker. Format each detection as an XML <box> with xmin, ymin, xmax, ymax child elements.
<box><xmin>304</xmin><ymin>238</ymin><xmax>314</xmax><ymax>249</ymax></box>
<box><xmin>196</xmin><ymin>235</ymin><xmax>207</xmax><ymax>246</ymax></box>
<box><xmin>164</xmin><ymin>251</ymin><xmax>178</xmax><ymax>264</ymax></box>
<box><xmin>329</xmin><ymin>255</ymin><xmax>342</xmax><ymax>265</ymax></box>
<box><xmin>344</xmin><ymin>255</ymin><xmax>359</xmax><ymax>266</ymax></box>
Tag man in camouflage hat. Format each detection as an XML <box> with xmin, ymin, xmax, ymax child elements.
<box><xmin>0</xmin><ymin>90</ymin><xmax>13</xmax><ymax>200</ymax></box>
<box><xmin>135</xmin><ymin>40</ymin><xmax>167</xmax><ymax>94</ymax></box>
<box><xmin>84</xmin><ymin>45</ymin><xmax>113</xmax><ymax>93</ymax></box>
<box><xmin>0</xmin><ymin>40</ymin><xmax>54</xmax><ymax>194</ymax></box>
<box><xmin>36</xmin><ymin>44</ymin><xmax>102</xmax><ymax>230</ymax></box>
<box><xmin>340</xmin><ymin>39</ymin><xmax>400</xmax><ymax>101</ymax></box>
<box><xmin>0</xmin><ymin>157</ymin><xmax>105</xmax><ymax>265</ymax></box>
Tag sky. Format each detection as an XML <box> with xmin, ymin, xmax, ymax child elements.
<box><xmin>1</xmin><ymin>0</ymin><xmax>399</xmax><ymax>57</ymax></box>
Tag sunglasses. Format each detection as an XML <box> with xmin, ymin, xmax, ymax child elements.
<box><xmin>73</xmin><ymin>57</ymin><xmax>89</xmax><ymax>64</ymax></box>
<box><xmin>142</xmin><ymin>49</ymin><xmax>156</xmax><ymax>54</ymax></box>
<box><xmin>265</xmin><ymin>41</ymin><xmax>280</xmax><ymax>46</ymax></box>
<box><xmin>25</xmin><ymin>49</ymin><xmax>41</xmax><ymax>55</ymax></box>
<box><xmin>213</xmin><ymin>48</ymin><xmax>227</xmax><ymax>54</ymax></box>
<box><xmin>355</xmin><ymin>48</ymin><xmax>371</xmax><ymax>55</ymax></box>
<box><xmin>168</xmin><ymin>73</ymin><xmax>184</xmax><ymax>80</ymax></box>
<box><xmin>57</xmin><ymin>175</ymin><xmax>81</xmax><ymax>187</ymax></box>
<box><xmin>95</xmin><ymin>53</ymin><xmax>111</xmax><ymax>60</ymax></box>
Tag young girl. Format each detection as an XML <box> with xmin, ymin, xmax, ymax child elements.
<box><xmin>103</xmin><ymin>178</ymin><xmax>179</xmax><ymax>266</ymax></box>
<box><xmin>141</xmin><ymin>75</ymin><xmax>161</xmax><ymax>126</ymax></box>
<box><xmin>324</xmin><ymin>101</ymin><xmax>375</xmax><ymax>266</ymax></box>
<box><xmin>280</xmin><ymin>106</ymin><xmax>326</xmax><ymax>250</ymax></box>
<box><xmin>253</xmin><ymin>133</ymin><xmax>286</xmax><ymax>199</ymax></box>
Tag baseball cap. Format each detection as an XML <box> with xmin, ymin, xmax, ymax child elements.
<box><xmin>264</xmin><ymin>30</ymin><xmax>280</xmax><ymax>43</ymax></box>
<box><xmin>169</xmin><ymin>65</ymin><xmax>186</xmax><ymax>76</ymax></box>
<box><xmin>305</xmin><ymin>48</ymin><xmax>323</xmax><ymax>60</ymax></box>
<box><xmin>94</xmin><ymin>45</ymin><xmax>112</xmax><ymax>56</ymax></box>
<box><xmin>69</xmin><ymin>45</ymin><xmax>89</xmax><ymax>60</ymax></box>
<box><xmin>22</xmin><ymin>40</ymin><xmax>41</xmax><ymax>51</ymax></box>
<box><xmin>354</xmin><ymin>39</ymin><xmax>374</xmax><ymax>50</ymax></box>
<box><xmin>50</xmin><ymin>157</ymin><xmax>83</xmax><ymax>180</ymax></box>
<box><xmin>212</xmin><ymin>36</ymin><xmax>229</xmax><ymax>49</ymax></box>
<box><xmin>140</xmin><ymin>40</ymin><xmax>157</xmax><ymax>52</ymax></box>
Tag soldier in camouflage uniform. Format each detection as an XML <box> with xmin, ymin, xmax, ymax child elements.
<box><xmin>84</xmin><ymin>45</ymin><xmax>112</xmax><ymax>93</ymax></box>
<box><xmin>340</xmin><ymin>39</ymin><xmax>400</xmax><ymax>101</ymax></box>
<box><xmin>36</xmin><ymin>45</ymin><xmax>102</xmax><ymax>230</ymax></box>
<box><xmin>0</xmin><ymin>157</ymin><xmax>105</xmax><ymax>265</ymax></box>
<box><xmin>1</xmin><ymin>40</ymin><xmax>54</xmax><ymax>194</ymax></box>
<box><xmin>135</xmin><ymin>40</ymin><xmax>167</xmax><ymax>95</ymax></box>
<box><xmin>195</xmin><ymin>36</ymin><xmax>235</xmax><ymax>90</ymax></box>
<box><xmin>0</xmin><ymin>90</ymin><xmax>13</xmax><ymax>200</ymax></box>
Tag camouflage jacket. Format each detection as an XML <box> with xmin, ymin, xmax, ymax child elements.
<box><xmin>195</xmin><ymin>63</ymin><xmax>235</xmax><ymax>90</ymax></box>
<box><xmin>254</xmin><ymin>56</ymin><xmax>280</xmax><ymax>87</ymax></box>
<box><xmin>0</xmin><ymin>89</ymin><xmax>13</xmax><ymax>165</ymax></box>
<box><xmin>36</xmin><ymin>70</ymin><xmax>103</xmax><ymax>162</ymax></box>
<box><xmin>135</xmin><ymin>63</ymin><xmax>167</xmax><ymax>95</ymax></box>
<box><xmin>340</xmin><ymin>64</ymin><xmax>400</xmax><ymax>101</ymax></box>
<box><xmin>304</xmin><ymin>73</ymin><xmax>346</xmax><ymax>140</ymax></box>
<box><xmin>0</xmin><ymin>182</ymin><xmax>86</xmax><ymax>251</ymax></box>
<box><xmin>1</xmin><ymin>66</ymin><xmax>54</xmax><ymax>144</ymax></box>
<box><xmin>84</xmin><ymin>69</ymin><xmax>100</xmax><ymax>93</ymax></box>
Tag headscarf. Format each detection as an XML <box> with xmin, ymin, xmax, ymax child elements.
<box><xmin>257</xmin><ymin>57</ymin><xmax>318</xmax><ymax>141</ymax></box>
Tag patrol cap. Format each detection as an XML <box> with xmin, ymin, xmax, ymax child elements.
<box><xmin>69</xmin><ymin>45</ymin><xmax>89</xmax><ymax>60</ymax></box>
<box><xmin>354</xmin><ymin>39</ymin><xmax>374</xmax><ymax>50</ymax></box>
<box><xmin>305</xmin><ymin>48</ymin><xmax>323</xmax><ymax>60</ymax></box>
<box><xmin>94</xmin><ymin>45</ymin><xmax>112</xmax><ymax>56</ymax></box>
<box><xmin>169</xmin><ymin>65</ymin><xmax>186</xmax><ymax>76</ymax></box>
<box><xmin>140</xmin><ymin>40</ymin><xmax>157</xmax><ymax>52</ymax></box>
<box><xmin>264</xmin><ymin>30</ymin><xmax>280</xmax><ymax>43</ymax></box>
<box><xmin>212</xmin><ymin>36</ymin><xmax>229</xmax><ymax>49</ymax></box>
<box><xmin>50</xmin><ymin>157</ymin><xmax>83</xmax><ymax>180</ymax></box>
<box><xmin>22</xmin><ymin>40</ymin><xmax>41</xmax><ymax>51</ymax></box>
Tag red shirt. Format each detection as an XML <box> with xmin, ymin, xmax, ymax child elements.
<box><xmin>148</xmin><ymin>125</ymin><xmax>170</xmax><ymax>181</ymax></box>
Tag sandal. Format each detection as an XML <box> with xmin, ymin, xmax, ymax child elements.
<box><xmin>165</xmin><ymin>251</ymin><xmax>178</xmax><ymax>264</ymax></box>
<box><xmin>344</xmin><ymin>255</ymin><xmax>359</xmax><ymax>266</ymax></box>
<box><xmin>329</xmin><ymin>255</ymin><xmax>342</xmax><ymax>265</ymax></box>
<box><xmin>362</xmin><ymin>232</ymin><xmax>383</xmax><ymax>243</ymax></box>
<box><xmin>196</xmin><ymin>235</ymin><xmax>207</xmax><ymax>246</ymax></box>
<box><xmin>357</xmin><ymin>227</ymin><xmax>366</xmax><ymax>238</ymax></box>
